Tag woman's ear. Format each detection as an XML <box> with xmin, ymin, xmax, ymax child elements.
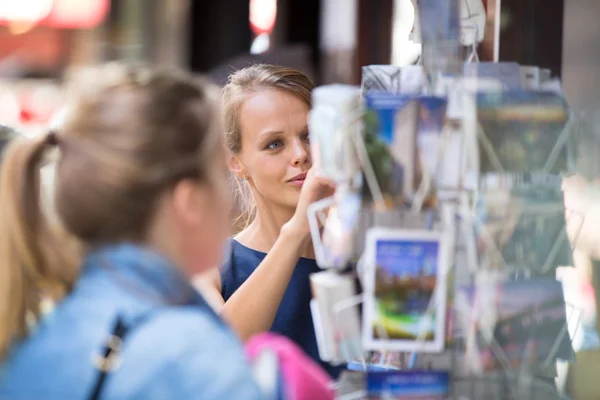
<box><xmin>170</xmin><ymin>179</ymin><xmax>209</xmax><ymax>228</ymax></box>
<box><xmin>227</xmin><ymin>154</ymin><xmax>246</xmax><ymax>180</ymax></box>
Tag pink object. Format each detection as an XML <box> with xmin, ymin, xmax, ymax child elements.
<box><xmin>246</xmin><ymin>333</ymin><xmax>335</xmax><ymax>400</ymax></box>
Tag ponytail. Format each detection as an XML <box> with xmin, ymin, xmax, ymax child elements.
<box><xmin>0</xmin><ymin>136</ymin><xmax>79</xmax><ymax>360</ymax></box>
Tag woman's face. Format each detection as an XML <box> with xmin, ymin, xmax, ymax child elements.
<box><xmin>173</xmin><ymin>151</ymin><xmax>232</xmax><ymax>276</ymax></box>
<box><xmin>234</xmin><ymin>89</ymin><xmax>311</xmax><ymax>211</ymax></box>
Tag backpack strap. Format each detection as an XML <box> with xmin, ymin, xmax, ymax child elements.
<box><xmin>87</xmin><ymin>311</ymin><xmax>158</xmax><ymax>400</ymax></box>
<box><xmin>87</xmin><ymin>316</ymin><xmax>128</xmax><ymax>400</ymax></box>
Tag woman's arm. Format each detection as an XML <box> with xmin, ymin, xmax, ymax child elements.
<box><xmin>220</xmin><ymin>224</ymin><xmax>308</xmax><ymax>341</ymax></box>
<box><xmin>201</xmin><ymin>169</ymin><xmax>333</xmax><ymax>341</ymax></box>
<box><xmin>197</xmin><ymin>226</ymin><xmax>307</xmax><ymax>340</ymax></box>
<box><xmin>192</xmin><ymin>269</ymin><xmax>227</xmax><ymax>313</ymax></box>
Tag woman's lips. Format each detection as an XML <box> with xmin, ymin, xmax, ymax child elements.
<box><xmin>287</xmin><ymin>172</ymin><xmax>307</xmax><ymax>188</ymax></box>
<box><xmin>288</xmin><ymin>178</ymin><xmax>305</xmax><ymax>188</ymax></box>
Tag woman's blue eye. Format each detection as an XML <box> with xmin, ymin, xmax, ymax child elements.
<box><xmin>267</xmin><ymin>141</ymin><xmax>282</xmax><ymax>150</ymax></box>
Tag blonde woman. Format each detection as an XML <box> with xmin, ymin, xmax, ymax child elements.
<box><xmin>201</xmin><ymin>64</ymin><xmax>342</xmax><ymax>378</ymax></box>
<box><xmin>0</xmin><ymin>66</ymin><xmax>262</xmax><ymax>399</ymax></box>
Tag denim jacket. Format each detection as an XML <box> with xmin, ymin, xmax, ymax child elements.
<box><xmin>0</xmin><ymin>244</ymin><xmax>264</xmax><ymax>400</ymax></box>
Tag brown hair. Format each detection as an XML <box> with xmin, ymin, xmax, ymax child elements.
<box><xmin>221</xmin><ymin>64</ymin><xmax>315</xmax><ymax>230</ymax></box>
<box><xmin>0</xmin><ymin>64</ymin><xmax>223</xmax><ymax>359</ymax></box>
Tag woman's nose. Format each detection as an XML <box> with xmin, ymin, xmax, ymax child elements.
<box><xmin>291</xmin><ymin>139</ymin><xmax>310</xmax><ymax>166</ymax></box>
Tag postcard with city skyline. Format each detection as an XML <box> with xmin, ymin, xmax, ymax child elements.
<box><xmin>363</xmin><ymin>228</ymin><xmax>447</xmax><ymax>352</ymax></box>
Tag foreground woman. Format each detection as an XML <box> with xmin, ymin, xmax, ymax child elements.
<box><xmin>0</xmin><ymin>65</ymin><xmax>262</xmax><ymax>399</ymax></box>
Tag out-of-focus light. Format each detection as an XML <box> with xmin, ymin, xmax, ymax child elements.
<box><xmin>29</xmin><ymin>84</ymin><xmax>62</xmax><ymax>122</ymax></box>
<box><xmin>250</xmin><ymin>0</ymin><xmax>277</xmax><ymax>35</ymax></box>
<box><xmin>0</xmin><ymin>0</ymin><xmax>53</xmax><ymax>33</ymax></box>
<box><xmin>0</xmin><ymin>91</ymin><xmax>21</xmax><ymax>126</ymax></box>
<box><xmin>48</xmin><ymin>0</ymin><xmax>109</xmax><ymax>29</ymax></box>
<box><xmin>0</xmin><ymin>0</ymin><xmax>109</xmax><ymax>29</ymax></box>
<box><xmin>8</xmin><ymin>21</ymin><xmax>37</xmax><ymax>35</ymax></box>
<box><xmin>250</xmin><ymin>33</ymin><xmax>271</xmax><ymax>54</ymax></box>
<box><xmin>0</xmin><ymin>0</ymin><xmax>54</xmax><ymax>23</ymax></box>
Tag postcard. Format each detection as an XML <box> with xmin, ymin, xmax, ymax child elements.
<box><xmin>419</xmin><ymin>0</ymin><xmax>462</xmax><ymax>77</ymax></box>
<box><xmin>419</xmin><ymin>0</ymin><xmax>460</xmax><ymax>43</ymax></box>
<box><xmin>473</xmin><ymin>173</ymin><xmax>572</xmax><ymax>273</ymax></box>
<box><xmin>361</xmin><ymin>66</ymin><xmax>425</xmax><ymax>96</ymax></box>
<box><xmin>401</xmin><ymin>66</ymin><xmax>425</xmax><ymax>95</ymax></box>
<box><xmin>363</xmin><ymin>94</ymin><xmax>449</xmax><ymax>208</ymax></box>
<box><xmin>416</xmin><ymin>97</ymin><xmax>457</xmax><ymax>193</ymax></box>
<box><xmin>463</xmin><ymin>62</ymin><xmax>522</xmax><ymax>91</ymax></box>
<box><xmin>363</xmin><ymin>228</ymin><xmax>448</xmax><ymax>352</ymax></box>
<box><xmin>367</xmin><ymin>370</ymin><xmax>450</xmax><ymax>400</ymax></box>
<box><xmin>454</xmin><ymin>278</ymin><xmax>574</xmax><ymax>373</ymax></box>
<box><xmin>363</xmin><ymin>93</ymin><xmax>419</xmax><ymax>206</ymax></box>
<box><xmin>362</xmin><ymin>65</ymin><xmax>403</xmax><ymax>94</ymax></box>
<box><xmin>476</xmin><ymin>91</ymin><xmax>570</xmax><ymax>174</ymax></box>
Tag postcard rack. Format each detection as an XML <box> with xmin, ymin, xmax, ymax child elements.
<box><xmin>308</xmin><ymin>54</ymin><xmax>585</xmax><ymax>399</ymax></box>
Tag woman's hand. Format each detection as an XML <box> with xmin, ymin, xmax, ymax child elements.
<box><xmin>222</xmin><ymin>169</ymin><xmax>335</xmax><ymax>340</ymax></box>
<box><xmin>284</xmin><ymin>168</ymin><xmax>335</xmax><ymax>237</ymax></box>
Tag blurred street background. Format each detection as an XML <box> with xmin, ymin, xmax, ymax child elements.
<box><xmin>1</xmin><ymin>0</ymin><xmax>599</xmax><ymax>142</ymax></box>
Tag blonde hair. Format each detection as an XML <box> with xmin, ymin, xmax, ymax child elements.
<box><xmin>0</xmin><ymin>64</ymin><xmax>222</xmax><ymax>359</ymax></box>
<box><xmin>221</xmin><ymin>64</ymin><xmax>315</xmax><ymax>231</ymax></box>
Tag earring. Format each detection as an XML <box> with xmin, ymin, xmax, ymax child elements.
<box><xmin>243</xmin><ymin>174</ymin><xmax>249</xmax><ymax>181</ymax></box>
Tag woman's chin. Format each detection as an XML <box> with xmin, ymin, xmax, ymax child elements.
<box><xmin>280</xmin><ymin>195</ymin><xmax>301</xmax><ymax>212</ymax></box>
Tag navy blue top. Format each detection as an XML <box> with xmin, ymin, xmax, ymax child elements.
<box><xmin>220</xmin><ymin>240</ymin><xmax>344</xmax><ymax>379</ymax></box>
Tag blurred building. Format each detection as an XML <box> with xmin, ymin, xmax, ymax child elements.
<box><xmin>0</xmin><ymin>0</ymin><xmax>191</xmax><ymax>134</ymax></box>
<box><xmin>0</xmin><ymin>0</ymin><xmax>109</xmax><ymax>134</ymax></box>
<box><xmin>0</xmin><ymin>0</ymin><xmax>597</xmax><ymax>133</ymax></box>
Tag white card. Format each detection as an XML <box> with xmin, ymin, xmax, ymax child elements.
<box><xmin>400</xmin><ymin>66</ymin><xmax>425</xmax><ymax>95</ymax></box>
<box><xmin>310</xmin><ymin>271</ymin><xmax>362</xmax><ymax>363</ymax></box>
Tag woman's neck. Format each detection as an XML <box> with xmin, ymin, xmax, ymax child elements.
<box><xmin>235</xmin><ymin>211</ymin><xmax>315</xmax><ymax>259</ymax></box>
<box><xmin>237</xmin><ymin>204</ymin><xmax>294</xmax><ymax>253</ymax></box>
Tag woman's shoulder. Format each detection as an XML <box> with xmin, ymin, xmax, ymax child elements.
<box><xmin>219</xmin><ymin>238</ymin><xmax>269</xmax><ymax>299</ymax></box>
<box><xmin>101</xmin><ymin>307</ymin><xmax>263</xmax><ymax>399</ymax></box>
<box><xmin>0</xmin><ymin>297</ymin><xmax>254</xmax><ymax>399</ymax></box>
<box><xmin>222</xmin><ymin>238</ymin><xmax>267</xmax><ymax>272</ymax></box>
<box><xmin>126</xmin><ymin>307</ymin><xmax>240</xmax><ymax>356</ymax></box>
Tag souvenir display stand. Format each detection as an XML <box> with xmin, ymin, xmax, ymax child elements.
<box><xmin>307</xmin><ymin>1</ymin><xmax>587</xmax><ymax>399</ymax></box>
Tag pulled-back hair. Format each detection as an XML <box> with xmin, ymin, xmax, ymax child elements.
<box><xmin>0</xmin><ymin>64</ymin><xmax>222</xmax><ymax>359</ymax></box>
<box><xmin>221</xmin><ymin>64</ymin><xmax>314</xmax><ymax>230</ymax></box>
